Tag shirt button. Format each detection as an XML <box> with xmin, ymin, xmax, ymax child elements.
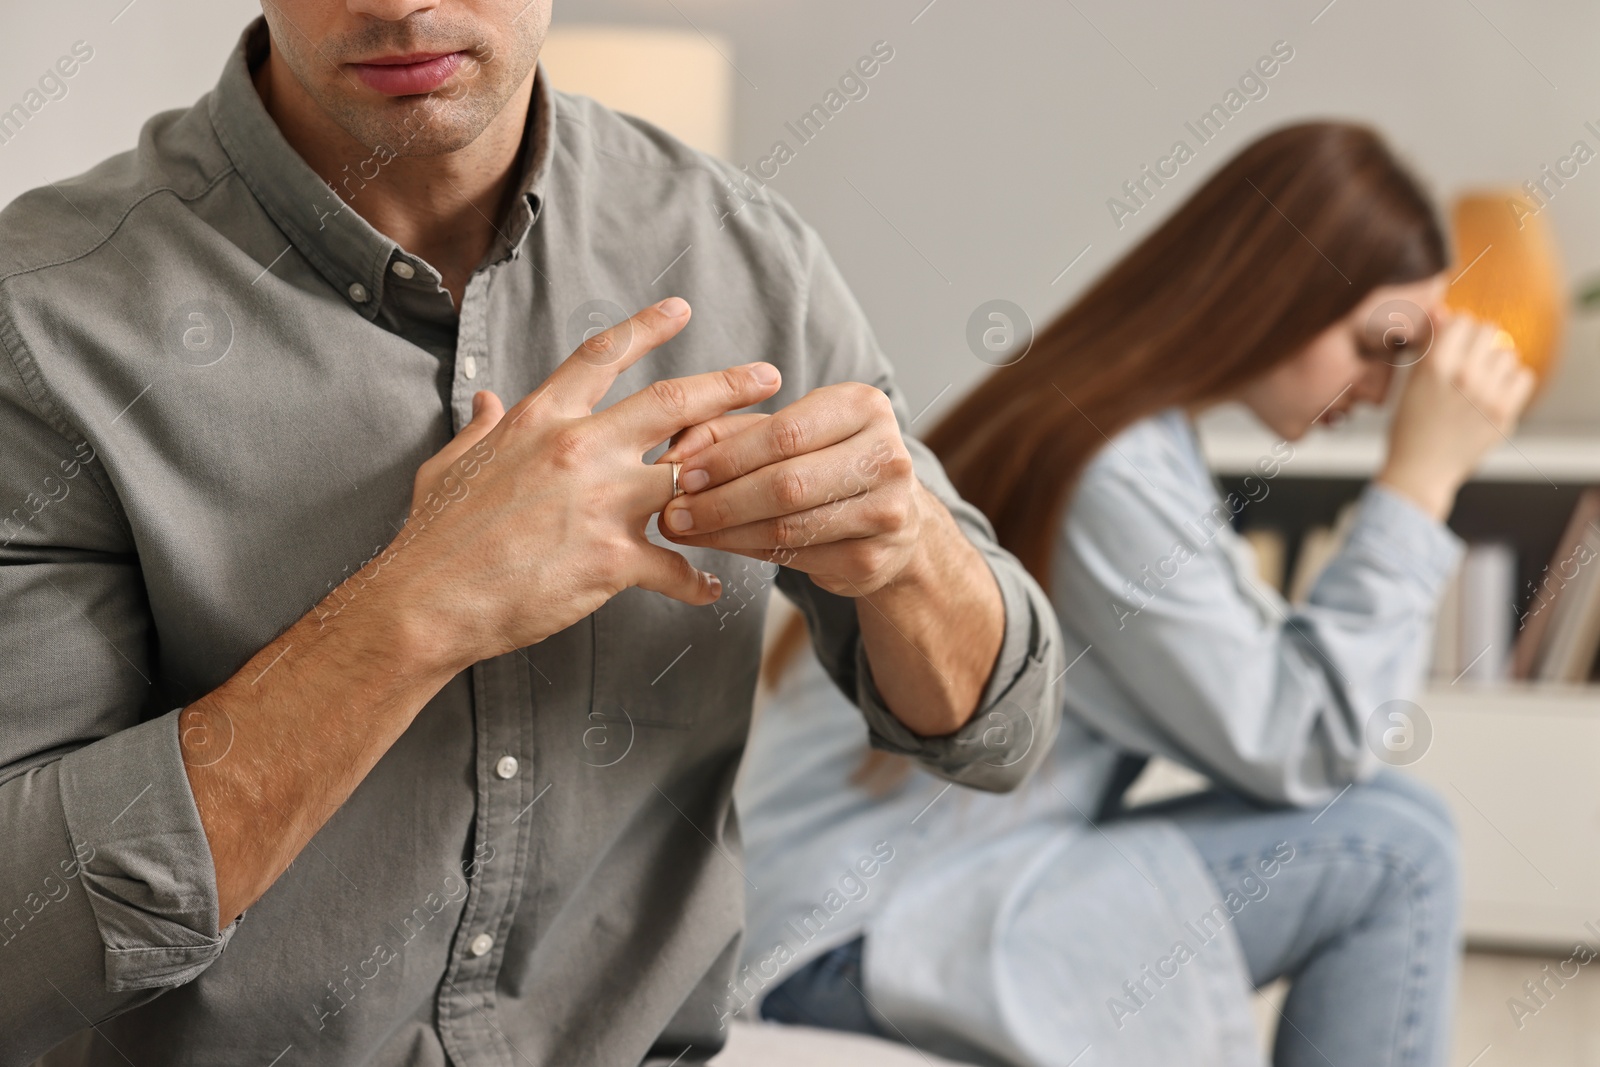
<box><xmin>390</xmin><ymin>260</ymin><xmax>415</xmax><ymax>280</ymax></box>
<box><xmin>347</xmin><ymin>282</ymin><xmax>368</xmax><ymax>303</ymax></box>
<box><xmin>468</xmin><ymin>933</ymin><xmax>494</xmax><ymax>957</ymax></box>
<box><xmin>463</xmin><ymin>355</ymin><xmax>478</xmax><ymax>380</ymax></box>
<box><xmin>495</xmin><ymin>755</ymin><xmax>519</xmax><ymax>779</ymax></box>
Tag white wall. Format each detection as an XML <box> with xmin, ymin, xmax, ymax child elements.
<box><xmin>6</xmin><ymin>0</ymin><xmax>1598</xmax><ymax>427</ymax></box>
<box><xmin>0</xmin><ymin>0</ymin><xmax>260</xmax><ymax>200</ymax></box>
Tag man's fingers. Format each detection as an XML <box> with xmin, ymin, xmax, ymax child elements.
<box><xmin>630</xmin><ymin>543</ymin><xmax>723</xmax><ymax>606</ymax></box>
<box><xmin>660</xmin><ymin>437</ymin><xmax>893</xmax><ymax>538</ymax></box>
<box><xmin>664</xmin><ymin>489</ymin><xmax>890</xmax><ymax>553</ymax></box>
<box><xmin>658</xmin><ymin>413</ymin><xmax>769</xmax><ymax>464</ymax></box>
<box><xmin>602</xmin><ymin>362</ymin><xmax>782</xmax><ymax>451</ymax></box>
<box><xmin>508</xmin><ymin>298</ymin><xmax>694</xmax><ymax>426</ymax></box>
<box><xmin>605</xmin><ymin>457</ymin><xmax>685</xmax><ymax>517</ymax></box>
<box><xmin>670</xmin><ymin>383</ymin><xmax>877</xmax><ymax>494</ymax></box>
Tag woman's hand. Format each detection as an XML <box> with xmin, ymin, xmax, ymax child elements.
<box><xmin>1376</xmin><ymin>312</ymin><xmax>1536</xmax><ymax>521</ymax></box>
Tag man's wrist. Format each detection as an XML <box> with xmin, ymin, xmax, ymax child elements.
<box><xmin>878</xmin><ymin>481</ymin><xmax>948</xmax><ymax>596</ymax></box>
<box><xmin>856</xmin><ymin>482</ymin><xmax>1003</xmax><ymax>736</ymax></box>
<box><xmin>329</xmin><ymin>550</ymin><xmax>473</xmax><ymax>682</ymax></box>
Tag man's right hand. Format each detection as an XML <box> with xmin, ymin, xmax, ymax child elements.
<box><xmin>387</xmin><ymin>296</ymin><xmax>782</xmax><ymax>669</ymax></box>
<box><xmin>182</xmin><ymin>296</ymin><xmax>777</xmax><ymax>930</ymax></box>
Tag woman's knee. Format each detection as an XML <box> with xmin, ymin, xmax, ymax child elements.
<box><xmin>1334</xmin><ymin>773</ymin><xmax>1462</xmax><ymax>901</ymax></box>
<box><xmin>1362</xmin><ymin>769</ymin><xmax>1458</xmax><ymax>839</ymax></box>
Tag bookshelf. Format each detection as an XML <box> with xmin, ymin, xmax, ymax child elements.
<box><xmin>1201</xmin><ymin>424</ymin><xmax>1600</xmax><ymax>484</ymax></box>
<box><xmin>1195</xmin><ymin>415</ymin><xmax>1600</xmax><ymax>952</ymax></box>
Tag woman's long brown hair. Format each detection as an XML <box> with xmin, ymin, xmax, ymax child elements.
<box><xmin>761</xmin><ymin>121</ymin><xmax>1448</xmax><ymax>791</ymax></box>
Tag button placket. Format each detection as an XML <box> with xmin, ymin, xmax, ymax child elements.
<box><xmin>436</xmin><ymin>271</ymin><xmax>534</xmax><ymax>1067</ymax></box>
<box><xmin>450</xmin><ymin>271</ymin><xmax>493</xmax><ymax>430</ymax></box>
<box><xmin>437</xmin><ymin>652</ymin><xmax>531</xmax><ymax>1063</ymax></box>
<box><xmin>438</xmin><ymin>273</ymin><xmax>544</xmax><ymax>1067</ymax></box>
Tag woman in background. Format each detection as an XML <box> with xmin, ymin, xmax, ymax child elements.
<box><xmin>699</xmin><ymin>123</ymin><xmax>1533</xmax><ymax>1066</ymax></box>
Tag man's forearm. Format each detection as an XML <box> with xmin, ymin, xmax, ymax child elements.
<box><xmin>181</xmin><ymin>561</ymin><xmax>458</xmax><ymax>930</ymax></box>
<box><xmin>855</xmin><ymin>483</ymin><xmax>1005</xmax><ymax>737</ymax></box>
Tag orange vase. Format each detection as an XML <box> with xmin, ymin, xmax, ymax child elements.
<box><xmin>1444</xmin><ymin>191</ymin><xmax>1566</xmax><ymax>390</ymax></box>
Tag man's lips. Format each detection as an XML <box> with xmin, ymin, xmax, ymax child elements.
<box><xmin>350</xmin><ymin>51</ymin><xmax>468</xmax><ymax>96</ymax></box>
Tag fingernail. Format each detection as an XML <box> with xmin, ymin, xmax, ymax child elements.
<box><xmin>706</xmin><ymin>573</ymin><xmax>722</xmax><ymax>598</ymax></box>
<box><xmin>656</xmin><ymin>296</ymin><xmax>690</xmax><ymax>318</ymax></box>
<box><xmin>750</xmin><ymin>362</ymin><xmax>779</xmax><ymax>385</ymax></box>
<box><xmin>682</xmin><ymin>468</ymin><xmax>710</xmax><ymax>493</ymax></box>
<box><xmin>666</xmin><ymin>506</ymin><xmax>694</xmax><ymax>532</ymax></box>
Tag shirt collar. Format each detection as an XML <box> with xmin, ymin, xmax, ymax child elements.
<box><xmin>207</xmin><ymin>17</ymin><xmax>554</xmax><ymax>319</ymax></box>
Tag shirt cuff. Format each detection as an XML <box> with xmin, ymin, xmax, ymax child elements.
<box><xmin>852</xmin><ymin>546</ymin><xmax>1058</xmax><ymax>792</ymax></box>
<box><xmin>56</xmin><ymin>708</ymin><xmax>240</xmax><ymax>993</ymax></box>
<box><xmin>1341</xmin><ymin>482</ymin><xmax>1466</xmax><ymax>599</ymax></box>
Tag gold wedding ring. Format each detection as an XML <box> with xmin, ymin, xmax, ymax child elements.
<box><xmin>671</xmin><ymin>461</ymin><xmax>683</xmax><ymax>498</ymax></box>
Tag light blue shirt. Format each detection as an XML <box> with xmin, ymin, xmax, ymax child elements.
<box><xmin>736</xmin><ymin>408</ymin><xmax>1463</xmax><ymax>1065</ymax></box>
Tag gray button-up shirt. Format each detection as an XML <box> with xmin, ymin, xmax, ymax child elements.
<box><xmin>0</xmin><ymin>19</ymin><xmax>1062</xmax><ymax>1067</ymax></box>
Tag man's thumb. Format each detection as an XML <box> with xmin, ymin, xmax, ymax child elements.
<box><xmin>470</xmin><ymin>390</ymin><xmax>505</xmax><ymax>422</ymax></box>
<box><xmin>434</xmin><ymin>391</ymin><xmax>504</xmax><ymax>469</ymax></box>
<box><xmin>471</xmin><ymin>390</ymin><xmax>505</xmax><ymax>425</ymax></box>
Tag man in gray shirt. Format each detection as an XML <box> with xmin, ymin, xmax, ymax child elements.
<box><xmin>0</xmin><ymin>4</ymin><xmax>1062</xmax><ymax>1065</ymax></box>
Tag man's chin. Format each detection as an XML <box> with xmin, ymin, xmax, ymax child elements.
<box><xmin>378</xmin><ymin>126</ymin><xmax>485</xmax><ymax>158</ymax></box>
<box><xmin>327</xmin><ymin>98</ymin><xmax>490</xmax><ymax>158</ymax></box>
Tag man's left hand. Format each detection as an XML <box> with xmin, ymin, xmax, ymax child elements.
<box><xmin>654</xmin><ymin>379</ymin><xmax>935</xmax><ymax>598</ymax></box>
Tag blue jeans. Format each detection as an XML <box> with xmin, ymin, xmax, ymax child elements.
<box><xmin>760</xmin><ymin>771</ymin><xmax>1462</xmax><ymax>1067</ymax></box>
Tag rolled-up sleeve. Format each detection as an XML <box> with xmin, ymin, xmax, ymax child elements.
<box><xmin>769</xmin><ymin>214</ymin><xmax>1064</xmax><ymax>792</ymax></box>
<box><xmin>0</xmin><ymin>335</ymin><xmax>236</xmax><ymax>1064</ymax></box>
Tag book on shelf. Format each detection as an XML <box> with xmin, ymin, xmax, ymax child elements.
<box><xmin>1513</xmin><ymin>488</ymin><xmax>1600</xmax><ymax>684</ymax></box>
<box><xmin>1456</xmin><ymin>543</ymin><xmax>1516</xmax><ymax>683</ymax></box>
<box><xmin>1242</xmin><ymin>528</ymin><xmax>1286</xmax><ymax>594</ymax></box>
<box><xmin>1284</xmin><ymin>502</ymin><xmax>1361</xmax><ymax>604</ymax></box>
<box><xmin>1420</xmin><ymin>546</ymin><xmax>1517</xmax><ymax>684</ymax></box>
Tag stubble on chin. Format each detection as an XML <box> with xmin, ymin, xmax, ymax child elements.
<box><xmin>269</xmin><ymin>16</ymin><xmax>538</xmax><ymax>158</ymax></box>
